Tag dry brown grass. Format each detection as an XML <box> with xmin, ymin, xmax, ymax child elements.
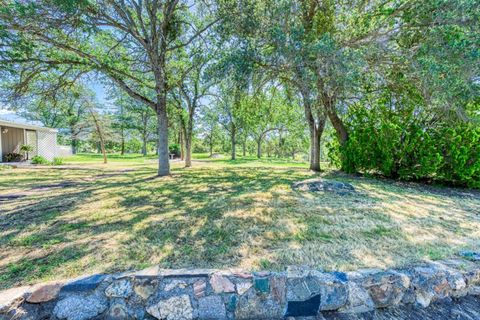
<box><xmin>0</xmin><ymin>156</ymin><xmax>479</xmax><ymax>289</ymax></box>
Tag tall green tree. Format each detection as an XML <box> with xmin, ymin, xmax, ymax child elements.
<box><xmin>0</xmin><ymin>0</ymin><xmax>218</xmax><ymax>176</ymax></box>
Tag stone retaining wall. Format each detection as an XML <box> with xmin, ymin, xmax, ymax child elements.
<box><xmin>1</xmin><ymin>256</ymin><xmax>479</xmax><ymax>320</ymax></box>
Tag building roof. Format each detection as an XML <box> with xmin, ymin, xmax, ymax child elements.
<box><xmin>0</xmin><ymin>119</ymin><xmax>57</xmax><ymax>133</ymax></box>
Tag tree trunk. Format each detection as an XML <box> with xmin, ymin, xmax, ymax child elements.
<box><xmin>242</xmin><ymin>139</ymin><xmax>246</xmax><ymax>157</ymax></box>
<box><xmin>326</xmin><ymin>108</ymin><xmax>348</xmax><ymax>146</ymax></box>
<box><xmin>179</xmin><ymin>131</ymin><xmax>185</xmax><ymax>161</ymax></box>
<box><xmin>90</xmin><ymin>111</ymin><xmax>107</xmax><ymax>164</ymax></box>
<box><xmin>257</xmin><ymin>138</ymin><xmax>262</xmax><ymax>159</ymax></box>
<box><xmin>71</xmin><ymin>137</ymin><xmax>78</xmax><ymax>155</ymax></box>
<box><xmin>141</xmin><ymin>134</ymin><xmax>147</xmax><ymax>156</ymax></box>
<box><xmin>120</xmin><ymin>128</ymin><xmax>125</xmax><ymax>155</ymax></box>
<box><xmin>307</xmin><ymin>110</ymin><xmax>326</xmax><ymax>172</ymax></box>
<box><xmin>309</xmin><ymin>124</ymin><xmax>321</xmax><ymax>172</ymax></box>
<box><xmin>209</xmin><ymin>138</ymin><xmax>213</xmax><ymax>156</ymax></box>
<box><xmin>292</xmin><ymin>151</ymin><xmax>295</xmax><ymax>160</ymax></box>
<box><xmin>231</xmin><ymin>124</ymin><xmax>236</xmax><ymax>160</ymax></box>
<box><xmin>156</xmin><ymin>106</ymin><xmax>170</xmax><ymax>176</ymax></box>
<box><xmin>185</xmin><ymin>135</ymin><xmax>192</xmax><ymax>167</ymax></box>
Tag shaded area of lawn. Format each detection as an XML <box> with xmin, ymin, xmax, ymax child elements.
<box><xmin>0</xmin><ymin>157</ymin><xmax>479</xmax><ymax>289</ymax></box>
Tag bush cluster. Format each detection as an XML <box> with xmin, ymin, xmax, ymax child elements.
<box><xmin>31</xmin><ymin>155</ymin><xmax>50</xmax><ymax>165</ymax></box>
<box><xmin>31</xmin><ymin>156</ymin><xmax>64</xmax><ymax>166</ymax></box>
<box><xmin>329</xmin><ymin>105</ymin><xmax>479</xmax><ymax>188</ymax></box>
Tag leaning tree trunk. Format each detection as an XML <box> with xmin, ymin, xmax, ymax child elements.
<box><xmin>156</xmin><ymin>105</ymin><xmax>170</xmax><ymax>176</ymax></box>
<box><xmin>326</xmin><ymin>108</ymin><xmax>348</xmax><ymax>146</ymax></box>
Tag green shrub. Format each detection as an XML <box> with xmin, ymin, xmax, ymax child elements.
<box><xmin>3</xmin><ymin>153</ymin><xmax>23</xmax><ymax>162</ymax></box>
<box><xmin>51</xmin><ymin>157</ymin><xmax>64</xmax><ymax>166</ymax></box>
<box><xmin>169</xmin><ymin>144</ymin><xmax>181</xmax><ymax>157</ymax></box>
<box><xmin>329</xmin><ymin>103</ymin><xmax>480</xmax><ymax>188</ymax></box>
<box><xmin>31</xmin><ymin>155</ymin><xmax>49</xmax><ymax>165</ymax></box>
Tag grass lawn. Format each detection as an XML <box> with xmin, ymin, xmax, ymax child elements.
<box><xmin>0</xmin><ymin>153</ymin><xmax>479</xmax><ymax>289</ymax></box>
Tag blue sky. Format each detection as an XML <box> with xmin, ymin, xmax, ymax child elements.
<box><xmin>0</xmin><ymin>79</ymin><xmax>112</xmax><ymax>126</ymax></box>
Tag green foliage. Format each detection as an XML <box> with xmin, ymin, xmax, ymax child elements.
<box><xmin>3</xmin><ymin>153</ymin><xmax>23</xmax><ymax>162</ymax></box>
<box><xmin>52</xmin><ymin>157</ymin><xmax>64</xmax><ymax>166</ymax></box>
<box><xmin>329</xmin><ymin>102</ymin><xmax>480</xmax><ymax>188</ymax></box>
<box><xmin>20</xmin><ymin>144</ymin><xmax>33</xmax><ymax>152</ymax></box>
<box><xmin>169</xmin><ymin>144</ymin><xmax>181</xmax><ymax>157</ymax></box>
<box><xmin>31</xmin><ymin>155</ymin><xmax>49</xmax><ymax>165</ymax></box>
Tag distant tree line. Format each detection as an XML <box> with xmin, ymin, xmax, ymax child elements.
<box><xmin>0</xmin><ymin>0</ymin><xmax>478</xmax><ymax>186</ymax></box>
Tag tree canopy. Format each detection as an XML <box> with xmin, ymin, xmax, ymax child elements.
<box><xmin>0</xmin><ymin>0</ymin><xmax>478</xmax><ymax>184</ymax></box>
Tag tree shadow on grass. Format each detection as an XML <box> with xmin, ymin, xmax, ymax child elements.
<box><xmin>1</xmin><ymin>165</ymin><xmax>479</xmax><ymax>289</ymax></box>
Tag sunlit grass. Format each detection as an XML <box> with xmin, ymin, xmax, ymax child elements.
<box><xmin>0</xmin><ymin>154</ymin><xmax>479</xmax><ymax>289</ymax></box>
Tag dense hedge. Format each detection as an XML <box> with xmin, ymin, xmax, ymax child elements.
<box><xmin>329</xmin><ymin>105</ymin><xmax>480</xmax><ymax>188</ymax></box>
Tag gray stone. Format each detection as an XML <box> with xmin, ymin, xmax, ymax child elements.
<box><xmin>287</xmin><ymin>276</ymin><xmax>321</xmax><ymax>301</ymax></box>
<box><xmin>411</xmin><ymin>266</ymin><xmax>450</xmax><ymax>308</ymax></box>
<box><xmin>287</xmin><ymin>277</ymin><xmax>310</xmax><ymax>301</ymax></box>
<box><xmin>53</xmin><ymin>295</ymin><xmax>107</xmax><ymax>320</ymax></box>
<box><xmin>460</xmin><ymin>251</ymin><xmax>480</xmax><ymax>261</ymax></box>
<box><xmin>235</xmin><ymin>288</ymin><xmax>284</xmax><ymax>320</ymax></box>
<box><xmin>105</xmin><ymin>279</ymin><xmax>133</xmax><ymax>298</ymax></box>
<box><xmin>0</xmin><ymin>286</ymin><xmax>31</xmax><ymax>312</ymax></box>
<box><xmin>360</xmin><ymin>271</ymin><xmax>410</xmax><ymax>308</ymax></box>
<box><xmin>133</xmin><ymin>278</ymin><xmax>158</xmax><ymax>300</ymax></box>
<box><xmin>147</xmin><ymin>295</ymin><xmax>193</xmax><ymax>320</ymax></box>
<box><xmin>198</xmin><ymin>296</ymin><xmax>226</xmax><ymax>320</ymax></box>
<box><xmin>465</xmin><ymin>269</ymin><xmax>480</xmax><ymax>286</ymax></box>
<box><xmin>236</xmin><ymin>281</ymin><xmax>253</xmax><ymax>295</ymax></box>
<box><xmin>292</xmin><ymin>179</ymin><xmax>355</xmax><ymax>195</ymax></box>
<box><xmin>231</xmin><ymin>270</ymin><xmax>253</xmax><ymax>279</ymax></box>
<box><xmin>160</xmin><ymin>268</ymin><xmax>215</xmax><ymax>278</ymax></box>
<box><xmin>400</xmin><ymin>286</ymin><xmax>416</xmax><ymax>305</ymax></box>
<box><xmin>164</xmin><ymin>279</ymin><xmax>188</xmax><ymax>291</ymax></box>
<box><xmin>287</xmin><ymin>265</ymin><xmax>311</xmax><ymax>278</ymax></box>
<box><xmin>446</xmin><ymin>270</ymin><xmax>467</xmax><ymax>298</ymax></box>
<box><xmin>339</xmin><ymin>281</ymin><xmax>375</xmax><ymax>313</ymax></box>
<box><xmin>120</xmin><ymin>265</ymin><xmax>160</xmax><ymax>278</ymax></box>
<box><xmin>468</xmin><ymin>286</ymin><xmax>480</xmax><ymax>295</ymax></box>
<box><xmin>108</xmin><ymin>301</ymin><xmax>131</xmax><ymax>320</ymax></box>
<box><xmin>314</xmin><ymin>272</ymin><xmax>348</xmax><ymax>311</ymax></box>
<box><xmin>61</xmin><ymin>274</ymin><xmax>107</xmax><ymax>293</ymax></box>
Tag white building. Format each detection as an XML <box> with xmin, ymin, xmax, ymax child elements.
<box><xmin>0</xmin><ymin>119</ymin><xmax>58</xmax><ymax>162</ymax></box>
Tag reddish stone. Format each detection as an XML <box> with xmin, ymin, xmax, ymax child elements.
<box><xmin>271</xmin><ymin>276</ymin><xmax>287</xmax><ymax>305</ymax></box>
<box><xmin>193</xmin><ymin>280</ymin><xmax>207</xmax><ymax>298</ymax></box>
<box><xmin>210</xmin><ymin>274</ymin><xmax>235</xmax><ymax>293</ymax></box>
<box><xmin>27</xmin><ymin>283</ymin><xmax>62</xmax><ymax>303</ymax></box>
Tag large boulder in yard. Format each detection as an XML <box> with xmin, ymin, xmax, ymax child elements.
<box><xmin>293</xmin><ymin>178</ymin><xmax>356</xmax><ymax>195</ymax></box>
